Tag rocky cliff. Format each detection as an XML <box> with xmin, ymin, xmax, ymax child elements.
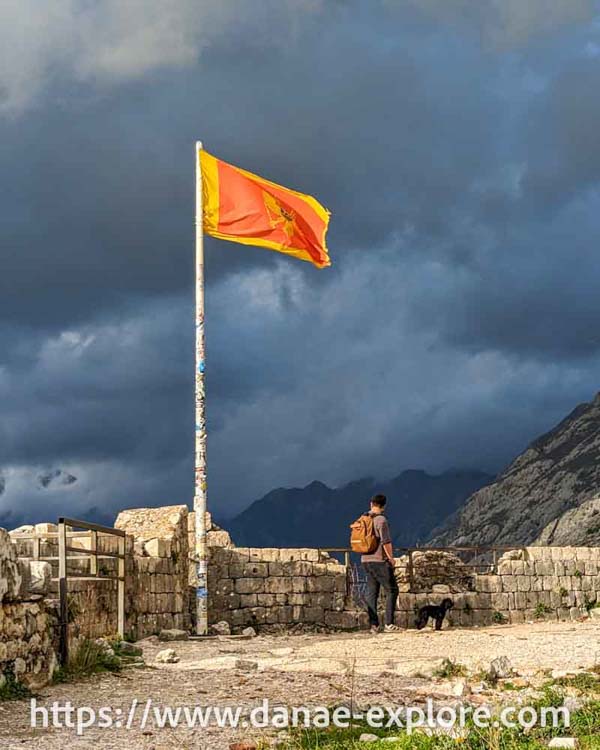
<box><xmin>431</xmin><ymin>392</ymin><xmax>600</xmax><ymax>547</ymax></box>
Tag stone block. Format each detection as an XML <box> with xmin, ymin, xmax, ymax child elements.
<box><xmin>277</xmin><ymin>606</ymin><xmax>293</xmax><ymax>623</ymax></box>
<box><xmin>567</xmin><ymin>559</ymin><xmax>581</xmax><ymax>575</ymax></box>
<box><xmin>244</xmin><ymin>563</ymin><xmax>269</xmax><ymax>578</ymax></box>
<box><xmin>268</xmin><ymin>562</ymin><xmax>285</xmax><ymax>577</ymax></box>
<box><xmin>526</xmin><ymin>591</ymin><xmax>540</xmax><ymax>608</ymax></box>
<box><xmin>303</xmin><ymin>606</ymin><xmax>325</xmax><ymax>623</ymax></box>
<box><xmin>265</xmin><ymin>577</ymin><xmax>292</xmax><ymax>594</ymax></box>
<box><xmin>239</xmin><ymin>594</ymin><xmax>258</xmax><ymax>607</ymax></box>
<box><xmin>231</xmin><ymin>609</ymin><xmax>252</xmax><ymax>627</ymax></box>
<box><xmin>585</xmin><ymin>561</ymin><xmax>598</xmax><ymax>576</ymax></box>
<box><xmin>516</xmin><ymin>576</ymin><xmax>531</xmax><ymax>592</ymax></box>
<box><xmin>287</xmin><ymin>593</ymin><xmax>307</xmax><ymax>606</ymax></box>
<box><xmin>497</xmin><ymin>560</ymin><xmax>512</xmax><ymax>575</ymax></box>
<box><xmin>324</xmin><ymin>611</ymin><xmax>359</xmax><ymax>629</ymax></box>
<box><xmin>514</xmin><ymin>591</ymin><xmax>527</xmax><ymax>609</ymax></box>
<box><xmin>306</xmin><ymin>576</ymin><xmax>334</xmax><ymax>593</ymax></box>
<box><xmin>535</xmin><ymin>561</ymin><xmax>554</xmax><ymax>576</ymax></box>
<box><xmin>279</xmin><ymin>549</ymin><xmax>320</xmax><ymax>563</ymax></box>
<box><xmin>491</xmin><ymin>593</ymin><xmax>509</xmax><ymax>610</ymax></box>
<box><xmin>256</xmin><ymin>548</ymin><xmax>281</xmax><ymax>562</ymax></box>
<box><xmin>282</xmin><ymin>561</ymin><xmax>313</xmax><ymax>576</ymax></box>
<box><xmin>550</xmin><ymin>591</ymin><xmax>563</xmax><ymax>609</ymax></box>
<box><xmin>292</xmin><ymin>605</ymin><xmax>303</xmax><ymax>621</ymax></box>
<box><xmin>524</xmin><ymin>547</ymin><xmax>543</xmax><ymax>559</ymax></box>
<box><xmin>144</xmin><ymin>538</ymin><xmax>171</xmax><ymax>558</ymax></box>
<box><xmin>531</xmin><ymin>577</ymin><xmax>544</xmax><ymax>592</ymax></box>
<box><xmin>501</xmin><ymin>576</ymin><xmax>517</xmax><ymax>593</ymax></box>
<box><xmin>474</xmin><ymin>575</ymin><xmax>496</xmax><ymax>593</ymax></box>
<box><xmin>511</xmin><ymin>560</ymin><xmax>525</xmax><ymax>575</ymax></box>
<box><xmin>472</xmin><ymin>593</ymin><xmax>492</xmax><ymax>609</ymax></box>
<box><xmin>257</xmin><ymin>594</ymin><xmax>277</xmax><ymax>607</ymax></box>
<box><xmin>215</xmin><ymin>578</ymin><xmax>234</xmax><ymax>596</ymax></box>
<box><xmin>232</xmin><ymin>548</ymin><xmax>254</xmax><ymax>565</ymax></box>
<box><xmin>291</xmin><ymin>577</ymin><xmax>307</xmax><ymax>593</ymax></box>
<box><xmin>235</xmin><ymin>578</ymin><xmax>264</xmax><ymax>594</ymax></box>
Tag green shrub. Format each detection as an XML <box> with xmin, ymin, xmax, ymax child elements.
<box><xmin>0</xmin><ymin>664</ymin><xmax>33</xmax><ymax>702</ymax></box>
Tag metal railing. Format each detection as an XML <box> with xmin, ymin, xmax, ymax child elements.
<box><xmin>12</xmin><ymin>517</ymin><xmax>127</xmax><ymax>664</ymax></box>
<box><xmin>318</xmin><ymin>543</ymin><xmax>527</xmax><ymax>594</ymax></box>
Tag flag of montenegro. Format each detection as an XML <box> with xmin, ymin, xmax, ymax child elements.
<box><xmin>200</xmin><ymin>150</ymin><xmax>331</xmax><ymax>268</ymax></box>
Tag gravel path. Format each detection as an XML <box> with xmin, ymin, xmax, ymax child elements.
<box><xmin>1</xmin><ymin>620</ymin><xmax>598</xmax><ymax>750</ymax></box>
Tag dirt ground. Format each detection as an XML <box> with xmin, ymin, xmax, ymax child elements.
<box><xmin>1</xmin><ymin>620</ymin><xmax>598</xmax><ymax>750</ymax></box>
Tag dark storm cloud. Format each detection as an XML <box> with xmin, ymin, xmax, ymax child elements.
<box><xmin>2</xmin><ymin>0</ymin><xmax>600</xmax><ymax>522</ymax></box>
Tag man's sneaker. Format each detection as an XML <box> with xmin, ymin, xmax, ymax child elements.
<box><xmin>370</xmin><ymin>625</ymin><xmax>381</xmax><ymax>634</ymax></box>
<box><xmin>383</xmin><ymin>624</ymin><xmax>400</xmax><ymax>633</ymax></box>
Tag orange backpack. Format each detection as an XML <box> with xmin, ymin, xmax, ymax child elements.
<box><xmin>349</xmin><ymin>513</ymin><xmax>379</xmax><ymax>554</ymax></box>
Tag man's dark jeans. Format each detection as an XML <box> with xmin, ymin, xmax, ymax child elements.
<box><xmin>363</xmin><ymin>561</ymin><xmax>399</xmax><ymax>627</ymax></box>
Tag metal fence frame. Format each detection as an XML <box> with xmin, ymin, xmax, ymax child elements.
<box><xmin>12</xmin><ymin>517</ymin><xmax>127</xmax><ymax>664</ymax></box>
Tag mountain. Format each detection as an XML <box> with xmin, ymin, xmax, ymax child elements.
<box><xmin>430</xmin><ymin>392</ymin><xmax>600</xmax><ymax>547</ymax></box>
<box><xmin>228</xmin><ymin>469</ymin><xmax>493</xmax><ymax>548</ymax></box>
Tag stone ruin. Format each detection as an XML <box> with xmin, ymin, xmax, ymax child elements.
<box><xmin>3</xmin><ymin>503</ymin><xmax>600</xmax><ymax>689</ymax></box>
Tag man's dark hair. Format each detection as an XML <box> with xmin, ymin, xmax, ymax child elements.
<box><xmin>370</xmin><ymin>494</ymin><xmax>387</xmax><ymax>508</ymax></box>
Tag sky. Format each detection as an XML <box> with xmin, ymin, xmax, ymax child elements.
<box><xmin>2</xmin><ymin>0</ymin><xmax>600</xmax><ymax>526</ymax></box>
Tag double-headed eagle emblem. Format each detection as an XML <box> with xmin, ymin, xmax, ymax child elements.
<box><xmin>263</xmin><ymin>191</ymin><xmax>297</xmax><ymax>240</ymax></box>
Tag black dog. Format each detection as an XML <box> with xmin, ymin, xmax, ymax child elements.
<box><xmin>415</xmin><ymin>598</ymin><xmax>454</xmax><ymax>631</ymax></box>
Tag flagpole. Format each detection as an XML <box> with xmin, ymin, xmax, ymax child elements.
<box><xmin>194</xmin><ymin>140</ymin><xmax>208</xmax><ymax>635</ymax></box>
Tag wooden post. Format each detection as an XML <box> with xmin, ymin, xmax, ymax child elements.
<box><xmin>90</xmin><ymin>530</ymin><xmax>98</xmax><ymax>576</ymax></box>
<box><xmin>407</xmin><ymin>549</ymin><xmax>415</xmax><ymax>591</ymax></box>
<box><xmin>117</xmin><ymin>535</ymin><xmax>125</xmax><ymax>639</ymax></box>
<box><xmin>58</xmin><ymin>520</ymin><xmax>69</xmax><ymax>665</ymax></box>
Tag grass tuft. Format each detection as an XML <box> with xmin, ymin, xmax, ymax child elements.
<box><xmin>53</xmin><ymin>637</ymin><xmax>122</xmax><ymax>683</ymax></box>
<box><xmin>432</xmin><ymin>658</ymin><xmax>467</xmax><ymax>679</ymax></box>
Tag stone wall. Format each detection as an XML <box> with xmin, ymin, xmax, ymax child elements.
<box><xmin>5</xmin><ymin>504</ymin><xmax>600</xmax><ymax>651</ymax></box>
<box><xmin>115</xmin><ymin>505</ymin><xmax>191</xmax><ymax>638</ymax></box>
<box><xmin>0</xmin><ymin>529</ymin><xmax>55</xmax><ymax>690</ymax></box>
<box><xmin>206</xmin><ymin>546</ymin><xmax>351</xmax><ymax>630</ymax></box>
<box><xmin>201</xmin><ymin>537</ymin><xmax>600</xmax><ymax>632</ymax></box>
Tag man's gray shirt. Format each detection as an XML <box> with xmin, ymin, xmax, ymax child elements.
<box><xmin>361</xmin><ymin>513</ymin><xmax>391</xmax><ymax>563</ymax></box>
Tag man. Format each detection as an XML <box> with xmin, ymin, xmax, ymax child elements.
<box><xmin>361</xmin><ymin>494</ymin><xmax>399</xmax><ymax>633</ymax></box>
